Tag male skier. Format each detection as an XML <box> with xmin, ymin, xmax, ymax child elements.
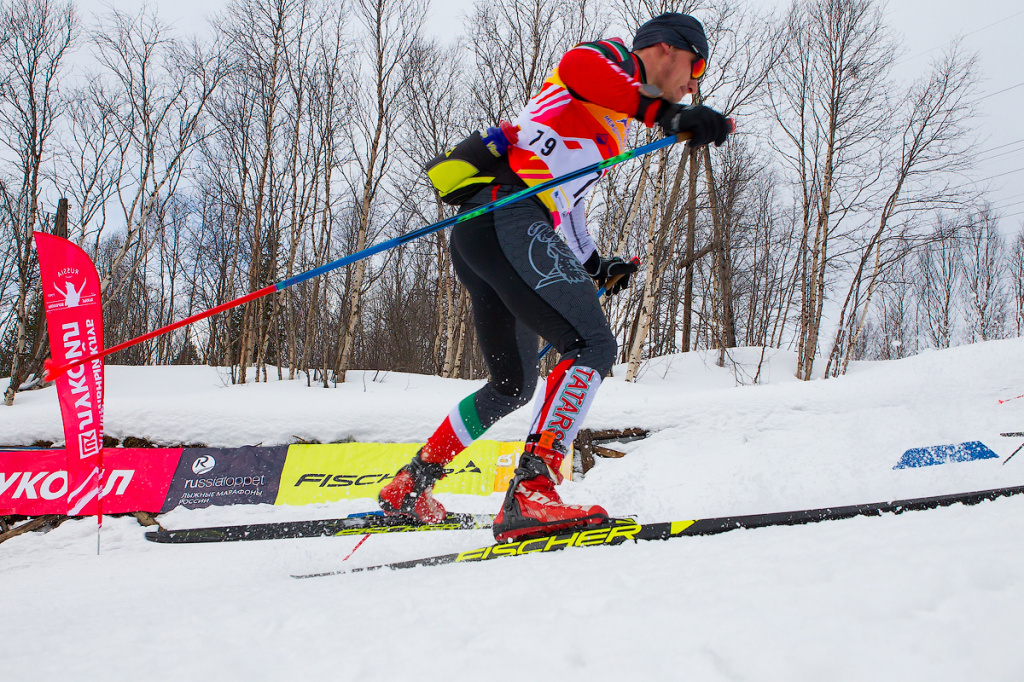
<box><xmin>380</xmin><ymin>13</ymin><xmax>733</xmax><ymax>542</ymax></box>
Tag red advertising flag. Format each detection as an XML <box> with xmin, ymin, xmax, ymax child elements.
<box><xmin>33</xmin><ymin>232</ymin><xmax>105</xmax><ymax>516</ymax></box>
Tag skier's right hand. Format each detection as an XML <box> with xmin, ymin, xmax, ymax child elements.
<box><xmin>656</xmin><ymin>104</ymin><xmax>733</xmax><ymax>149</ymax></box>
<box><xmin>585</xmin><ymin>253</ymin><xmax>641</xmax><ymax>296</ymax></box>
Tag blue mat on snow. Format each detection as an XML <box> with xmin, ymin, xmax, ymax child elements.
<box><xmin>894</xmin><ymin>441</ymin><xmax>999</xmax><ymax>469</ymax></box>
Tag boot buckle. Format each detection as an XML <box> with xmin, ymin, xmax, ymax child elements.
<box><xmin>524</xmin><ymin>430</ymin><xmax>566</xmax><ymax>483</ymax></box>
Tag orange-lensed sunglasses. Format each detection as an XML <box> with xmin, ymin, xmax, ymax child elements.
<box><xmin>690</xmin><ymin>55</ymin><xmax>707</xmax><ymax>80</ymax></box>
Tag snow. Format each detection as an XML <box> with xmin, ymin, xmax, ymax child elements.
<box><xmin>3</xmin><ymin>340</ymin><xmax>1024</xmax><ymax>680</ymax></box>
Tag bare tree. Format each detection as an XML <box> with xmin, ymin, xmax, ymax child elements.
<box><xmin>220</xmin><ymin>0</ymin><xmax>294</xmax><ymax>383</ymax></box>
<box><xmin>825</xmin><ymin>44</ymin><xmax>979</xmax><ymax>376</ymax></box>
<box><xmin>693</xmin><ymin>4</ymin><xmax>779</xmax><ymax>365</ymax></box>
<box><xmin>731</xmin><ymin>166</ymin><xmax>800</xmax><ymax>350</ymax></box>
<box><xmin>1008</xmin><ymin>226</ymin><xmax>1024</xmax><ymax>337</ymax></box>
<box><xmin>619</xmin><ymin>0</ymin><xmax>776</xmax><ymax>379</ymax></box>
<box><xmin>91</xmin><ymin>6</ymin><xmax>228</xmax><ymax>368</ymax></box>
<box><xmin>333</xmin><ymin>0</ymin><xmax>425</xmax><ymax>383</ymax></box>
<box><xmin>960</xmin><ymin>204</ymin><xmax>1007</xmax><ymax>342</ymax></box>
<box><xmin>614</xmin><ymin>0</ymin><xmax>696</xmax><ymax>30</ymax></box>
<box><xmin>623</xmin><ymin>141</ymin><xmax>674</xmax><ymax>382</ymax></box>
<box><xmin>767</xmin><ymin>0</ymin><xmax>892</xmax><ymax>380</ymax></box>
<box><xmin>394</xmin><ymin>37</ymin><xmax>472</xmax><ymax>377</ymax></box>
<box><xmin>866</xmin><ymin>261</ymin><xmax>913</xmax><ymax>361</ymax></box>
<box><xmin>295</xmin><ymin>2</ymin><xmax>350</xmax><ymax>385</ymax></box>
<box><xmin>469</xmin><ymin>0</ymin><xmax>607</xmax><ymax>125</ymax></box>
<box><xmin>915</xmin><ymin>217</ymin><xmax>961</xmax><ymax>350</ymax></box>
<box><xmin>58</xmin><ymin>82</ymin><xmax>122</xmax><ymax>247</ymax></box>
<box><xmin>0</xmin><ymin>0</ymin><xmax>76</xmax><ymax>406</ymax></box>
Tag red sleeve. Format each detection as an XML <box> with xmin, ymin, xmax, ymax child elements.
<box><xmin>558</xmin><ymin>41</ymin><xmax>650</xmax><ymax>122</ymax></box>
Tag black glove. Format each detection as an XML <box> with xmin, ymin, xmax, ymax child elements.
<box><xmin>656</xmin><ymin>104</ymin><xmax>732</xmax><ymax>148</ymax></box>
<box><xmin>584</xmin><ymin>253</ymin><xmax>641</xmax><ymax>296</ymax></box>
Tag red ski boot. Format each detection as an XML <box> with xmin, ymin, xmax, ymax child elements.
<box><xmin>378</xmin><ymin>451</ymin><xmax>447</xmax><ymax>523</ymax></box>
<box><xmin>492</xmin><ymin>432</ymin><xmax>608</xmax><ymax>543</ymax></box>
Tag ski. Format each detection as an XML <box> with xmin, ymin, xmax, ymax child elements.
<box><xmin>292</xmin><ymin>483</ymin><xmax>1024</xmax><ymax>578</ymax></box>
<box><xmin>145</xmin><ymin>512</ymin><xmax>494</xmax><ymax>544</ymax></box>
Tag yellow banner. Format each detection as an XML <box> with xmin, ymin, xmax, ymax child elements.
<box><xmin>275</xmin><ymin>441</ymin><xmax>569</xmax><ymax>506</ymax></box>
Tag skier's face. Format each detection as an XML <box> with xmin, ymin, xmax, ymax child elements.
<box><xmin>660</xmin><ymin>46</ymin><xmax>701</xmax><ymax>102</ymax></box>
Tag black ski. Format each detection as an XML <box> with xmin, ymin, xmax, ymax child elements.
<box><xmin>146</xmin><ymin>512</ymin><xmax>494</xmax><ymax>544</ymax></box>
<box><xmin>292</xmin><ymin>483</ymin><xmax>1024</xmax><ymax>578</ymax></box>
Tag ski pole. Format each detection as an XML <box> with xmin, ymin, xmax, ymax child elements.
<box><xmin>1000</xmin><ymin>433</ymin><xmax>1024</xmax><ymax>465</ymax></box>
<box><xmin>44</xmin><ymin>131</ymin><xmax>694</xmax><ymax>382</ymax></box>
<box><xmin>341</xmin><ymin>533</ymin><xmax>371</xmax><ymax>561</ymax></box>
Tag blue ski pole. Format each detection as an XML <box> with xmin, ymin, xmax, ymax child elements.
<box><xmin>46</xmin><ymin>132</ymin><xmax>690</xmax><ymax>380</ymax></box>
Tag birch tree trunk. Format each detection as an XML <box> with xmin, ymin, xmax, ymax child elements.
<box><xmin>1</xmin><ymin>0</ymin><xmax>76</xmax><ymax>406</ymax></box>
<box><xmin>335</xmin><ymin>0</ymin><xmax>424</xmax><ymax>382</ymax></box>
<box><xmin>680</xmin><ymin>147</ymin><xmax>700</xmax><ymax>353</ymax></box>
<box><xmin>703</xmin><ymin>145</ymin><xmax>736</xmax><ymax>359</ymax></box>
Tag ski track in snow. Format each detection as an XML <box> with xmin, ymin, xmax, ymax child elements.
<box><xmin>3</xmin><ymin>340</ymin><xmax>1024</xmax><ymax>680</ymax></box>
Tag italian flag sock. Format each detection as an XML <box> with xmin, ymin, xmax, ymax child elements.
<box><xmin>421</xmin><ymin>394</ymin><xmax>487</xmax><ymax>464</ymax></box>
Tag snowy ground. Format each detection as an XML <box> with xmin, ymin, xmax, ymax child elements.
<box><xmin>3</xmin><ymin>341</ymin><xmax>1024</xmax><ymax>681</ymax></box>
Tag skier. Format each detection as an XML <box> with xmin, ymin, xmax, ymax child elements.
<box><xmin>379</xmin><ymin>13</ymin><xmax>733</xmax><ymax>542</ymax></box>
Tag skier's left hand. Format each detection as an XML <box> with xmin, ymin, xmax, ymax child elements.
<box><xmin>481</xmin><ymin>121</ymin><xmax>520</xmax><ymax>157</ymax></box>
<box><xmin>657</xmin><ymin>104</ymin><xmax>733</xmax><ymax>148</ymax></box>
<box><xmin>585</xmin><ymin>254</ymin><xmax>641</xmax><ymax>296</ymax></box>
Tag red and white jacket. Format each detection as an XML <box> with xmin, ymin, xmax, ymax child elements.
<box><xmin>508</xmin><ymin>38</ymin><xmax>655</xmax><ymax>264</ymax></box>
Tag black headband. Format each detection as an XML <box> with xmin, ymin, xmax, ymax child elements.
<box><xmin>632</xmin><ymin>13</ymin><xmax>709</xmax><ymax>61</ymax></box>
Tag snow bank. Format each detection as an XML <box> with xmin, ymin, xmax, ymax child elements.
<box><xmin>3</xmin><ymin>340</ymin><xmax>1024</xmax><ymax>680</ymax></box>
